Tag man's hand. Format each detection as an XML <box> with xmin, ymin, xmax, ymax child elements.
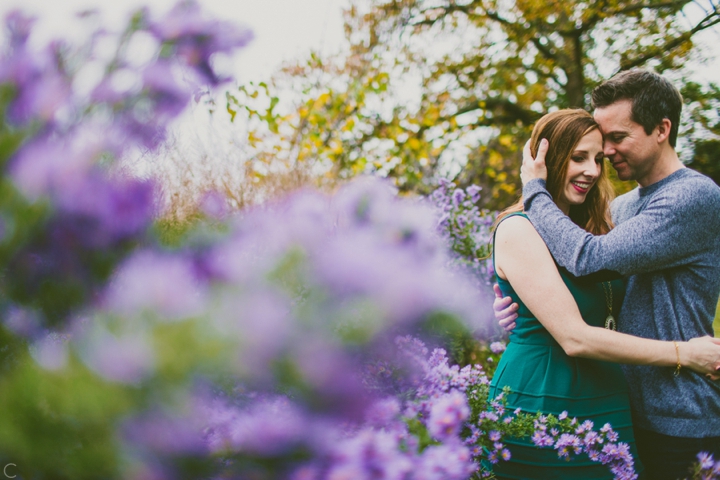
<box><xmin>493</xmin><ymin>284</ymin><xmax>518</xmax><ymax>332</ymax></box>
<box><xmin>520</xmin><ymin>138</ymin><xmax>549</xmax><ymax>186</ymax></box>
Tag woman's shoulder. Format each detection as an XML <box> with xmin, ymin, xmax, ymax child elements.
<box><xmin>495</xmin><ymin>212</ymin><xmax>535</xmax><ymax>236</ymax></box>
<box><xmin>494</xmin><ymin>213</ymin><xmax>544</xmax><ymax>250</ymax></box>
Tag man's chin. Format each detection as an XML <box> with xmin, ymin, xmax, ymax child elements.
<box><xmin>611</xmin><ymin>164</ymin><xmax>633</xmax><ymax>181</ymax></box>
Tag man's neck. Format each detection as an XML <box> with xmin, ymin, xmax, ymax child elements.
<box><xmin>637</xmin><ymin>148</ymin><xmax>685</xmax><ymax>188</ymax></box>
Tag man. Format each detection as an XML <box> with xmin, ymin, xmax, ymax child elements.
<box><xmin>494</xmin><ymin>69</ymin><xmax>720</xmax><ymax>478</ymax></box>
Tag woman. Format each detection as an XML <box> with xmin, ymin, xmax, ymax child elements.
<box><xmin>488</xmin><ymin>109</ymin><xmax>720</xmax><ymax>478</ymax></box>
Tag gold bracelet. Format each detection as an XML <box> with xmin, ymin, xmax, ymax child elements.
<box><xmin>673</xmin><ymin>341</ymin><xmax>681</xmax><ymax>377</ymax></box>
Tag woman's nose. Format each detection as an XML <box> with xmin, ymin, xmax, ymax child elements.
<box><xmin>584</xmin><ymin>160</ymin><xmax>601</xmax><ymax>177</ymax></box>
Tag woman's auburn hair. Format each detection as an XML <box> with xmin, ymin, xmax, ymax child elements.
<box><xmin>494</xmin><ymin>108</ymin><xmax>615</xmax><ymax>236</ymax></box>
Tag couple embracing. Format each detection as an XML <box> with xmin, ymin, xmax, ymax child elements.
<box><xmin>489</xmin><ymin>69</ymin><xmax>720</xmax><ymax>479</ymax></box>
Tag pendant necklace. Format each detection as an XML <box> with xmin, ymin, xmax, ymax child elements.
<box><xmin>601</xmin><ymin>281</ymin><xmax>617</xmax><ymax>331</ymax></box>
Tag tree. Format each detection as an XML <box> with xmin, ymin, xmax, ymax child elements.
<box><xmin>227</xmin><ymin>0</ymin><xmax>720</xmax><ymax>208</ymax></box>
<box><xmin>682</xmin><ymin>81</ymin><xmax>720</xmax><ymax>185</ymax></box>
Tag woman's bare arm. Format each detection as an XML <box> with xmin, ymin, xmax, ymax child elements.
<box><xmin>495</xmin><ymin>215</ymin><xmax>720</xmax><ymax>377</ymax></box>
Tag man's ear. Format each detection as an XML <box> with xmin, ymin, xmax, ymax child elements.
<box><xmin>656</xmin><ymin>118</ymin><xmax>672</xmax><ymax>144</ymax></box>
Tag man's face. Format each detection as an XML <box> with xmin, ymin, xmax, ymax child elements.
<box><xmin>593</xmin><ymin>99</ymin><xmax>660</xmax><ymax>185</ymax></box>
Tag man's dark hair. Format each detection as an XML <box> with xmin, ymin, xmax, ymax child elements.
<box><xmin>591</xmin><ymin>69</ymin><xmax>683</xmax><ymax>148</ymax></box>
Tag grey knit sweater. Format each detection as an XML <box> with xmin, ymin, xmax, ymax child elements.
<box><xmin>523</xmin><ymin>168</ymin><xmax>720</xmax><ymax>437</ymax></box>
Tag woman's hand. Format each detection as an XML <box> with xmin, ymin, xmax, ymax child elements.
<box><xmin>682</xmin><ymin>336</ymin><xmax>720</xmax><ymax>380</ymax></box>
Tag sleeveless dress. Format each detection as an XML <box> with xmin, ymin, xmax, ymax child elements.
<box><xmin>488</xmin><ymin>213</ymin><xmax>643</xmax><ymax>479</ymax></box>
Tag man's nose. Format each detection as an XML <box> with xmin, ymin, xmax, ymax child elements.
<box><xmin>603</xmin><ymin>143</ymin><xmax>616</xmax><ymax>156</ymax></box>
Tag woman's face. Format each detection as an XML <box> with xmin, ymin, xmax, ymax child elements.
<box><xmin>556</xmin><ymin>129</ymin><xmax>604</xmax><ymax>214</ymax></box>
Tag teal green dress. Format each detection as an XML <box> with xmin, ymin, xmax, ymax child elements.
<box><xmin>489</xmin><ymin>213</ymin><xmax>643</xmax><ymax>479</ymax></box>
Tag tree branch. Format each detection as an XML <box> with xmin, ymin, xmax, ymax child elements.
<box><xmin>611</xmin><ymin>0</ymin><xmax>690</xmax><ymax>16</ymax></box>
<box><xmin>450</xmin><ymin>97</ymin><xmax>542</xmax><ymax>126</ymax></box>
<box><xmin>618</xmin><ymin>6</ymin><xmax>720</xmax><ymax>70</ymax></box>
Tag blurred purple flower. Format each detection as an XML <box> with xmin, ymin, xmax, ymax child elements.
<box><xmin>451</xmin><ymin>189</ymin><xmax>465</xmax><ymax>207</ymax></box>
<box><xmin>414</xmin><ymin>443</ymin><xmax>475</xmax><ymax>480</ymax></box>
<box><xmin>124</xmin><ymin>410</ymin><xmax>207</xmax><ymax>455</ymax></box>
<box><xmin>105</xmin><ymin>250</ymin><xmax>208</xmax><ymax>319</ymax></box>
<box><xmin>142</xmin><ymin>60</ymin><xmax>190</xmax><ymax>119</ymax></box>
<box><xmin>365</xmin><ymin>397</ymin><xmax>401</xmax><ymax>427</ymax></box>
<box><xmin>81</xmin><ymin>329</ymin><xmax>155</xmax><ymax>384</ymax></box>
<box><xmin>204</xmin><ymin>396</ymin><xmax>310</xmax><ymax>457</ymax></box>
<box><xmin>54</xmin><ymin>174</ymin><xmax>155</xmax><ymax>247</ymax></box>
<box><xmin>9</xmin><ymin>136</ymin><xmax>95</xmax><ymax>201</ymax></box>
<box><xmin>30</xmin><ymin>332</ymin><xmax>69</xmax><ymax>370</ymax></box>
<box><xmin>294</xmin><ymin>340</ymin><xmax>372</xmax><ymax>419</ymax></box>
<box><xmin>466</xmin><ymin>185</ymin><xmax>482</xmax><ymax>203</ymax></box>
<box><xmin>3</xmin><ymin>305</ymin><xmax>43</xmax><ymax>338</ymax></box>
<box><xmin>211</xmin><ymin>288</ymin><xmax>292</xmax><ymax>376</ymax></box>
<box><xmin>427</xmin><ymin>391</ymin><xmax>470</xmax><ymax>441</ymax></box>
<box><xmin>149</xmin><ymin>1</ymin><xmax>253</xmax><ymax>86</ymax></box>
<box><xmin>326</xmin><ymin>429</ymin><xmax>413</xmax><ymax>480</ymax></box>
<box><xmin>4</xmin><ymin>10</ymin><xmax>34</xmax><ymax>47</ymax></box>
<box><xmin>489</xmin><ymin>341</ymin><xmax>506</xmax><ymax>354</ymax></box>
<box><xmin>0</xmin><ymin>15</ymin><xmax>72</xmax><ymax>125</ymax></box>
<box><xmin>199</xmin><ymin>190</ymin><xmax>229</xmax><ymax>219</ymax></box>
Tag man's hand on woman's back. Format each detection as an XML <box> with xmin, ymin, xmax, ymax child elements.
<box><xmin>493</xmin><ymin>284</ymin><xmax>518</xmax><ymax>332</ymax></box>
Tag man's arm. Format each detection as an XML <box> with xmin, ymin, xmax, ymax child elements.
<box><xmin>522</xmin><ymin>177</ymin><xmax>719</xmax><ymax>276</ymax></box>
<box><xmin>519</xmin><ymin>140</ymin><xmax>720</xmax><ymax>276</ymax></box>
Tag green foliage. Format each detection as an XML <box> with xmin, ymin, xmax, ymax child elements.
<box><xmin>682</xmin><ymin>82</ymin><xmax>720</xmax><ymax>184</ymax></box>
<box><xmin>0</xmin><ymin>349</ymin><xmax>133</xmax><ymax>479</ymax></box>
<box><xmin>231</xmin><ymin>0</ymin><xmax>720</xmax><ymax>208</ymax></box>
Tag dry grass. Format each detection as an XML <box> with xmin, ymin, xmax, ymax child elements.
<box><xmin>124</xmin><ymin>103</ymin><xmax>334</xmax><ymax>226</ymax></box>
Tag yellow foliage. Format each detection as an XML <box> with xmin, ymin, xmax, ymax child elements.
<box><xmin>407</xmin><ymin>138</ymin><xmax>421</xmax><ymax>150</ymax></box>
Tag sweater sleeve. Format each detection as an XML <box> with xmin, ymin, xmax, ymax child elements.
<box><xmin>521</xmin><ymin>177</ymin><xmax>719</xmax><ymax>277</ymax></box>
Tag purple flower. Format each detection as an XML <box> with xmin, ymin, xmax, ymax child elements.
<box><xmin>555</xmin><ymin>433</ymin><xmax>582</xmax><ymax>458</ymax></box>
<box><xmin>0</xmin><ymin>24</ymin><xmax>72</xmax><ymax>126</ymax></box>
<box><xmin>427</xmin><ymin>391</ymin><xmax>469</xmax><ymax>441</ymax></box>
<box><xmin>490</xmin><ymin>341</ymin><xmax>506</xmax><ymax>354</ymax></box>
<box><xmin>3</xmin><ymin>306</ymin><xmax>43</xmax><ymax>338</ymax></box>
<box><xmin>30</xmin><ymin>333</ymin><xmax>69</xmax><ymax>370</ymax></box>
<box><xmin>123</xmin><ymin>409</ymin><xmax>207</xmax><ymax>455</ymax></box>
<box><xmin>4</xmin><ymin>10</ymin><xmax>34</xmax><ymax>47</ymax></box>
<box><xmin>105</xmin><ymin>250</ymin><xmax>208</xmax><ymax>319</ymax></box>
<box><xmin>466</xmin><ymin>185</ymin><xmax>482</xmax><ymax>203</ymax></box>
<box><xmin>9</xmin><ymin>137</ymin><xmax>94</xmax><ymax>202</ymax></box>
<box><xmin>326</xmin><ymin>428</ymin><xmax>413</xmax><ymax>480</ymax></box>
<box><xmin>451</xmin><ymin>188</ymin><xmax>465</xmax><ymax>206</ymax></box>
<box><xmin>531</xmin><ymin>431</ymin><xmax>554</xmax><ymax>447</ymax></box>
<box><xmin>80</xmin><ymin>328</ymin><xmax>155</xmax><ymax>384</ymax></box>
<box><xmin>365</xmin><ymin>397</ymin><xmax>401</xmax><ymax>427</ymax></box>
<box><xmin>414</xmin><ymin>443</ymin><xmax>475</xmax><ymax>480</ymax></box>
<box><xmin>149</xmin><ymin>1</ymin><xmax>253</xmax><ymax>86</ymax></box>
<box><xmin>697</xmin><ymin>452</ymin><xmax>715</xmax><ymax>470</ymax></box>
<box><xmin>142</xmin><ymin>60</ymin><xmax>190</xmax><ymax>117</ymax></box>
<box><xmin>222</xmin><ymin>397</ymin><xmax>310</xmax><ymax>456</ymax></box>
<box><xmin>199</xmin><ymin>190</ymin><xmax>229</xmax><ymax>219</ymax></box>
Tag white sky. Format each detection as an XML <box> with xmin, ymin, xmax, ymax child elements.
<box><xmin>0</xmin><ymin>0</ymin><xmax>350</xmax><ymax>83</ymax></box>
<box><xmin>2</xmin><ymin>0</ymin><xmax>717</xmax><ymax>87</ymax></box>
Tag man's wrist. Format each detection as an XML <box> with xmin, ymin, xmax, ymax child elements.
<box><xmin>522</xmin><ymin>178</ymin><xmax>549</xmax><ymax>211</ymax></box>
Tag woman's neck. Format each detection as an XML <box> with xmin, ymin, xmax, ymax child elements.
<box><xmin>556</xmin><ymin>199</ymin><xmax>570</xmax><ymax>215</ymax></box>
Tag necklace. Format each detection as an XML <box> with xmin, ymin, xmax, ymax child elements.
<box><xmin>601</xmin><ymin>281</ymin><xmax>617</xmax><ymax>331</ymax></box>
